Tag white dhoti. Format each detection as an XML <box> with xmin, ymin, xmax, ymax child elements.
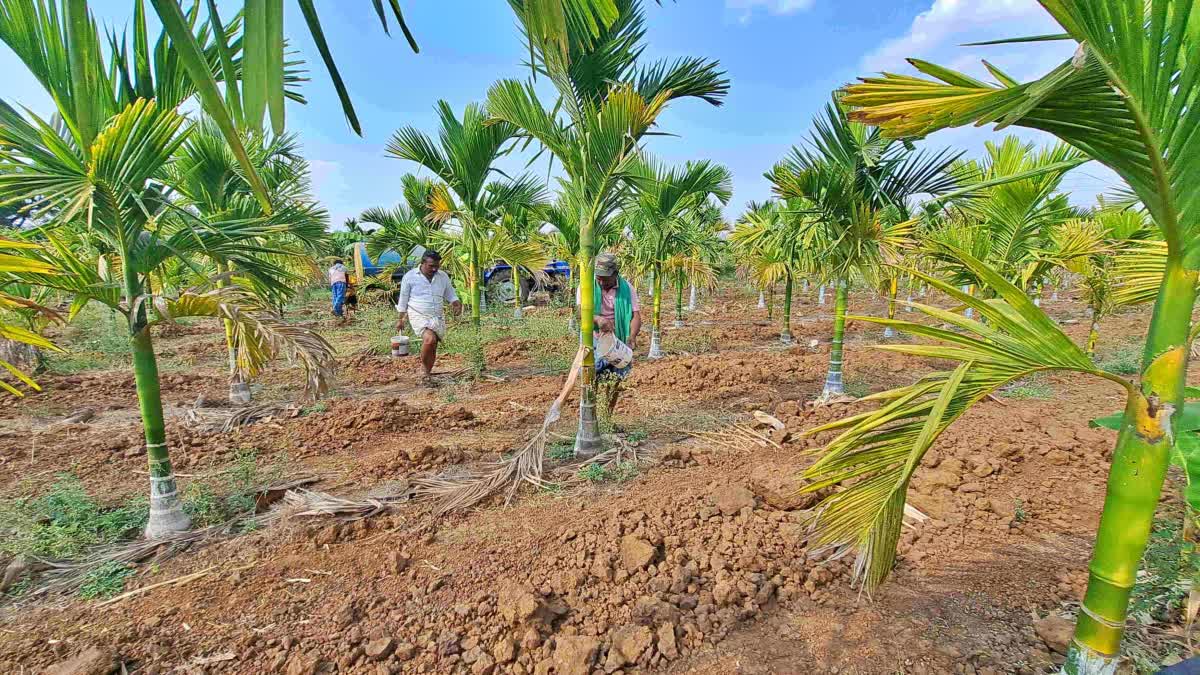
<box><xmin>408</xmin><ymin>307</ymin><xmax>447</xmax><ymax>341</ymax></box>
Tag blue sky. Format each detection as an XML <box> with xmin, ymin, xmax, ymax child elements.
<box><xmin>1</xmin><ymin>0</ymin><xmax>1119</xmax><ymax>229</ymax></box>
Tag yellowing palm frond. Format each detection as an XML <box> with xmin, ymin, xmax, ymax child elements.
<box><xmin>147</xmin><ymin>285</ymin><xmax>336</xmax><ymax>399</ymax></box>
<box><xmin>800</xmin><ymin>243</ymin><xmax>1128</xmax><ymax>591</ymax></box>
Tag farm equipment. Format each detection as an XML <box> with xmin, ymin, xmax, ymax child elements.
<box><xmin>355</xmin><ymin>246</ymin><xmax>571</xmax><ymax>306</ymax></box>
<box><xmin>485</xmin><ymin>260</ymin><xmax>571</xmax><ymax>305</ymax></box>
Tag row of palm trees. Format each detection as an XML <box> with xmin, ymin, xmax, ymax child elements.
<box><xmin>746</xmin><ymin>1</ymin><xmax>1195</xmax><ymax>672</ymax></box>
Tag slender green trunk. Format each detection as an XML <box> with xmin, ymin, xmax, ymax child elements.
<box><xmin>1066</xmin><ymin>255</ymin><xmax>1197</xmax><ymax>673</ymax></box>
<box><xmin>781</xmin><ymin>272</ymin><xmax>794</xmax><ymax>344</ymax></box>
<box><xmin>216</xmin><ymin>261</ymin><xmax>250</xmax><ymax>404</ymax></box>
<box><xmin>674</xmin><ymin>272</ymin><xmax>684</xmax><ymax>328</ymax></box>
<box><xmin>649</xmin><ymin>264</ymin><xmax>663</xmax><ymax>359</ymax></box>
<box><xmin>575</xmin><ymin>212</ymin><xmax>600</xmax><ymax>457</ymax></box>
<box><xmin>767</xmin><ymin>284</ymin><xmax>775</xmax><ymax>320</ymax></box>
<box><xmin>883</xmin><ymin>275</ymin><xmax>898</xmax><ymax>339</ymax></box>
<box><xmin>125</xmin><ymin>265</ymin><xmax>190</xmax><ymax>538</ymax></box>
<box><xmin>513</xmin><ymin>265</ymin><xmax>523</xmax><ymax>319</ymax></box>
<box><xmin>820</xmin><ymin>278</ymin><xmax>848</xmax><ymax>400</ymax></box>
<box><xmin>1086</xmin><ymin>307</ymin><xmax>1100</xmax><ymax>360</ymax></box>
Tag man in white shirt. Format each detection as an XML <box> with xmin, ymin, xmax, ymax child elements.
<box><xmin>396</xmin><ymin>250</ymin><xmax>462</xmax><ymax>382</ymax></box>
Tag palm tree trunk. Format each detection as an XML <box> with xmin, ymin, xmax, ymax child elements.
<box><xmin>757</xmin><ymin>290</ymin><xmax>766</xmax><ymax>309</ymax></box>
<box><xmin>1086</xmin><ymin>307</ymin><xmax>1101</xmax><ymax>360</ymax></box>
<box><xmin>818</xmin><ymin>283</ymin><xmax>827</xmax><ymax>306</ymax></box>
<box><xmin>1067</xmin><ymin>254</ymin><xmax>1197</xmax><ymax>672</ymax></box>
<box><xmin>883</xmin><ymin>275</ymin><xmax>898</xmax><ymax>339</ymax></box>
<box><xmin>781</xmin><ymin>272</ymin><xmax>794</xmax><ymax>344</ymax></box>
<box><xmin>767</xmin><ymin>284</ymin><xmax>775</xmax><ymax>320</ymax></box>
<box><xmin>124</xmin><ymin>268</ymin><xmax>190</xmax><ymax>539</ymax></box>
<box><xmin>216</xmin><ymin>262</ymin><xmax>251</xmax><ymax>405</ymax></box>
<box><xmin>513</xmin><ymin>265</ymin><xmax>523</xmax><ymax>319</ymax></box>
<box><xmin>574</xmin><ymin>214</ymin><xmax>600</xmax><ymax>458</ymax></box>
<box><xmin>687</xmin><ymin>283</ymin><xmax>697</xmax><ymax>311</ymax></box>
<box><xmin>820</xmin><ymin>278</ymin><xmax>848</xmax><ymax>400</ymax></box>
<box><xmin>471</xmin><ymin>250</ymin><xmax>483</xmax><ymax>328</ymax></box>
<box><xmin>674</xmin><ymin>272</ymin><xmax>684</xmax><ymax>328</ymax></box>
<box><xmin>649</xmin><ymin>264</ymin><xmax>664</xmax><ymax>360</ymax></box>
<box><xmin>962</xmin><ymin>284</ymin><xmax>975</xmax><ymax>319</ymax></box>
<box><xmin>802</xmin><ymin>278</ymin><xmax>809</xmax><ymax>293</ymax></box>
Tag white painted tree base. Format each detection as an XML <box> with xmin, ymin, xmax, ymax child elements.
<box><xmin>648</xmin><ymin>333</ymin><xmax>663</xmax><ymax>359</ymax></box>
<box><xmin>757</xmin><ymin>292</ymin><xmax>766</xmax><ymax>309</ymax></box>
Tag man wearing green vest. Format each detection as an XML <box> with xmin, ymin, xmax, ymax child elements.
<box><xmin>588</xmin><ymin>253</ymin><xmax>642</xmax><ymax>415</ymax></box>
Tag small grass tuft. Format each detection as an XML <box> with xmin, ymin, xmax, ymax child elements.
<box><xmin>577</xmin><ymin>464</ymin><xmax>608</xmax><ymax>483</ymax></box>
<box><xmin>1001</xmin><ymin>375</ymin><xmax>1054</xmax><ymax>400</ymax></box>
<box><xmin>547</xmin><ymin>440</ymin><xmax>575</xmax><ymax>461</ymax></box>
<box><xmin>0</xmin><ymin>475</ymin><xmax>147</xmax><ymax>560</ymax></box>
<box><xmin>78</xmin><ymin>561</ymin><xmax>135</xmax><ymax>600</ymax></box>
<box><xmin>1098</xmin><ymin>342</ymin><xmax>1142</xmax><ymax>376</ymax></box>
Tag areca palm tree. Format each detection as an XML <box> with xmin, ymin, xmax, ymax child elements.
<box><xmin>166</xmin><ymin>122</ymin><xmax>329</xmax><ymax>403</ymax></box>
<box><xmin>808</xmin><ymin>2</ymin><xmax>1199</xmax><ymax>669</ymax></box>
<box><xmin>0</xmin><ymin>239</ymin><xmax>63</xmax><ymax>395</ymax></box>
<box><xmin>488</xmin><ymin>0</ymin><xmax>728</xmax><ymax>457</ymax></box>
<box><xmin>1044</xmin><ymin>208</ymin><xmax>1152</xmax><ymax>358</ymax></box>
<box><xmin>496</xmin><ymin>202</ymin><xmax>552</xmax><ymax>318</ymax></box>
<box><xmin>620</xmin><ymin>157</ymin><xmax>732</xmax><ymax>358</ymax></box>
<box><xmin>0</xmin><ymin>6</ymin><xmax>335</xmax><ymax>538</ymax></box>
<box><xmin>730</xmin><ymin>200</ymin><xmax>816</xmax><ymax>345</ymax></box>
<box><xmin>360</xmin><ymin>174</ymin><xmax>440</xmax><ymax>266</ymax></box>
<box><xmin>767</xmin><ymin>98</ymin><xmax>958</xmax><ymax>400</ymax></box>
<box><xmin>927</xmin><ymin>136</ymin><xmax>1084</xmax><ymax>295</ymax></box>
<box><xmin>385</xmin><ymin>101</ymin><xmax>543</xmax><ymax>328</ymax></box>
<box><xmin>142</xmin><ymin>0</ymin><xmax>621</xmax><ymax>209</ymax></box>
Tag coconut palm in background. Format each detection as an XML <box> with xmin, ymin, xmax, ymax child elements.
<box><xmin>730</xmin><ymin>200</ymin><xmax>814</xmax><ymax>345</ymax></box>
<box><xmin>926</xmin><ymin>137</ymin><xmax>1083</xmax><ymax>298</ymax></box>
<box><xmin>488</xmin><ymin>0</ymin><xmax>728</xmax><ymax>457</ymax></box>
<box><xmin>166</xmin><ymin>122</ymin><xmax>329</xmax><ymax>403</ymax></box>
<box><xmin>768</xmin><ymin>98</ymin><xmax>958</xmax><ymax>401</ymax></box>
<box><xmin>620</xmin><ymin>157</ymin><xmax>732</xmax><ymax>358</ymax></box>
<box><xmin>385</xmin><ymin>101</ymin><xmax>545</xmax><ymax>328</ymax></box>
<box><xmin>1044</xmin><ymin>208</ymin><xmax>1153</xmax><ymax>358</ymax></box>
<box><xmin>806</xmin><ymin>2</ymin><xmax>1200</xmax><ymax>669</ymax></box>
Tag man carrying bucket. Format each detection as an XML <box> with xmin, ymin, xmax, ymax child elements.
<box><xmin>396</xmin><ymin>250</ymin><xmax>462</xmax><ymax>384</ymax></box>
<box><xmin>587</xmin><ymin>252</ymin><xmax>642</xmax><ymax>416</ymax></box>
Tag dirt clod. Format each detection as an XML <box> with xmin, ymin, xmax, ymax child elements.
<box><xmin>551</xmin><ymin>636</ymin><xmax>600</xmax><ymax>675</ymax></box>
<box><xmin>1034</xmin><ymin>614</ymin><xmax>1074</xmax><ymax>655</ymax></box>
<box><xmin>620</xmin><ymin>535</ymin><xmax>656</xmax><ymax>572</ymax></box>
<box><xmin>711</xmin><ymin>484</ymin><xmax>756</xmax><ymax>515</ymax></box>
<box><xmin>44</xmin><ymin>647</ymin><xmax>117</xmax><ymax>675</ymax></box>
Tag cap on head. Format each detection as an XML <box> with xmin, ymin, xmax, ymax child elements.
<box><xmin>594</xmin><ymin>252</ymin><xmax>619</xmax><ymax>278</ymax></box>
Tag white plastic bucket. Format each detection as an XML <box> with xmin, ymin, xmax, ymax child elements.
<box><xmin>390</xmin><ymin>335</ymin><xmax>410</xmax><ymax>357</ymax></box>
<box><xmin>594</xmin><ymin>332</ymin><xmax>633</xmax><ymax>369</ymax></box>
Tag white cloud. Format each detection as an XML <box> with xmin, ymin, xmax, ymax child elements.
<box><xmin>853</xmin><ymin>1</ymin><xmax>1124</xmax><ymax>207</ymax></box>
<box><xmin>861</xmin><ymin>0</ymin><xmax>1062</xmax><ymax>76</ymax></box>
<box><xmin>727</xmin><ymin>0</ymin><xmax>815</xmax><ymax>23</ymax></box>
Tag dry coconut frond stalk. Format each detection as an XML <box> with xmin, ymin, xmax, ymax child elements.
<box><xmin>409</xmin><ymin>347</ymin><xmax>587</xmax><ymax>514</ymax></box>
<box><xmin>186</xmin><ymin>402</ymin><xmax>300</xmax><ymax>433</ymax></box>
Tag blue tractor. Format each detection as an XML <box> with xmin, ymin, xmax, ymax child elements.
<box><xmin>483</xmin><ymin>260</ymin><xmax>572</xmax><ymax>305</ymax></box>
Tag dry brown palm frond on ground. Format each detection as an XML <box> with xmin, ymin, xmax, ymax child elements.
<box><xmin>185</xmin><ymin>402</ymin><xmax>301</xmax><ymax>433</ymax></box>
<box><xmin>409</xmin><ymin>347</ymin><xmax>587</xmax><ymax>513</ymax></box>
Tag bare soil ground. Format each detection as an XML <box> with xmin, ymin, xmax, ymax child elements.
<box><xmin>0</xmin><ymin>283</ymin><xmax>1186</xmax><ymax>674</ymax></box>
